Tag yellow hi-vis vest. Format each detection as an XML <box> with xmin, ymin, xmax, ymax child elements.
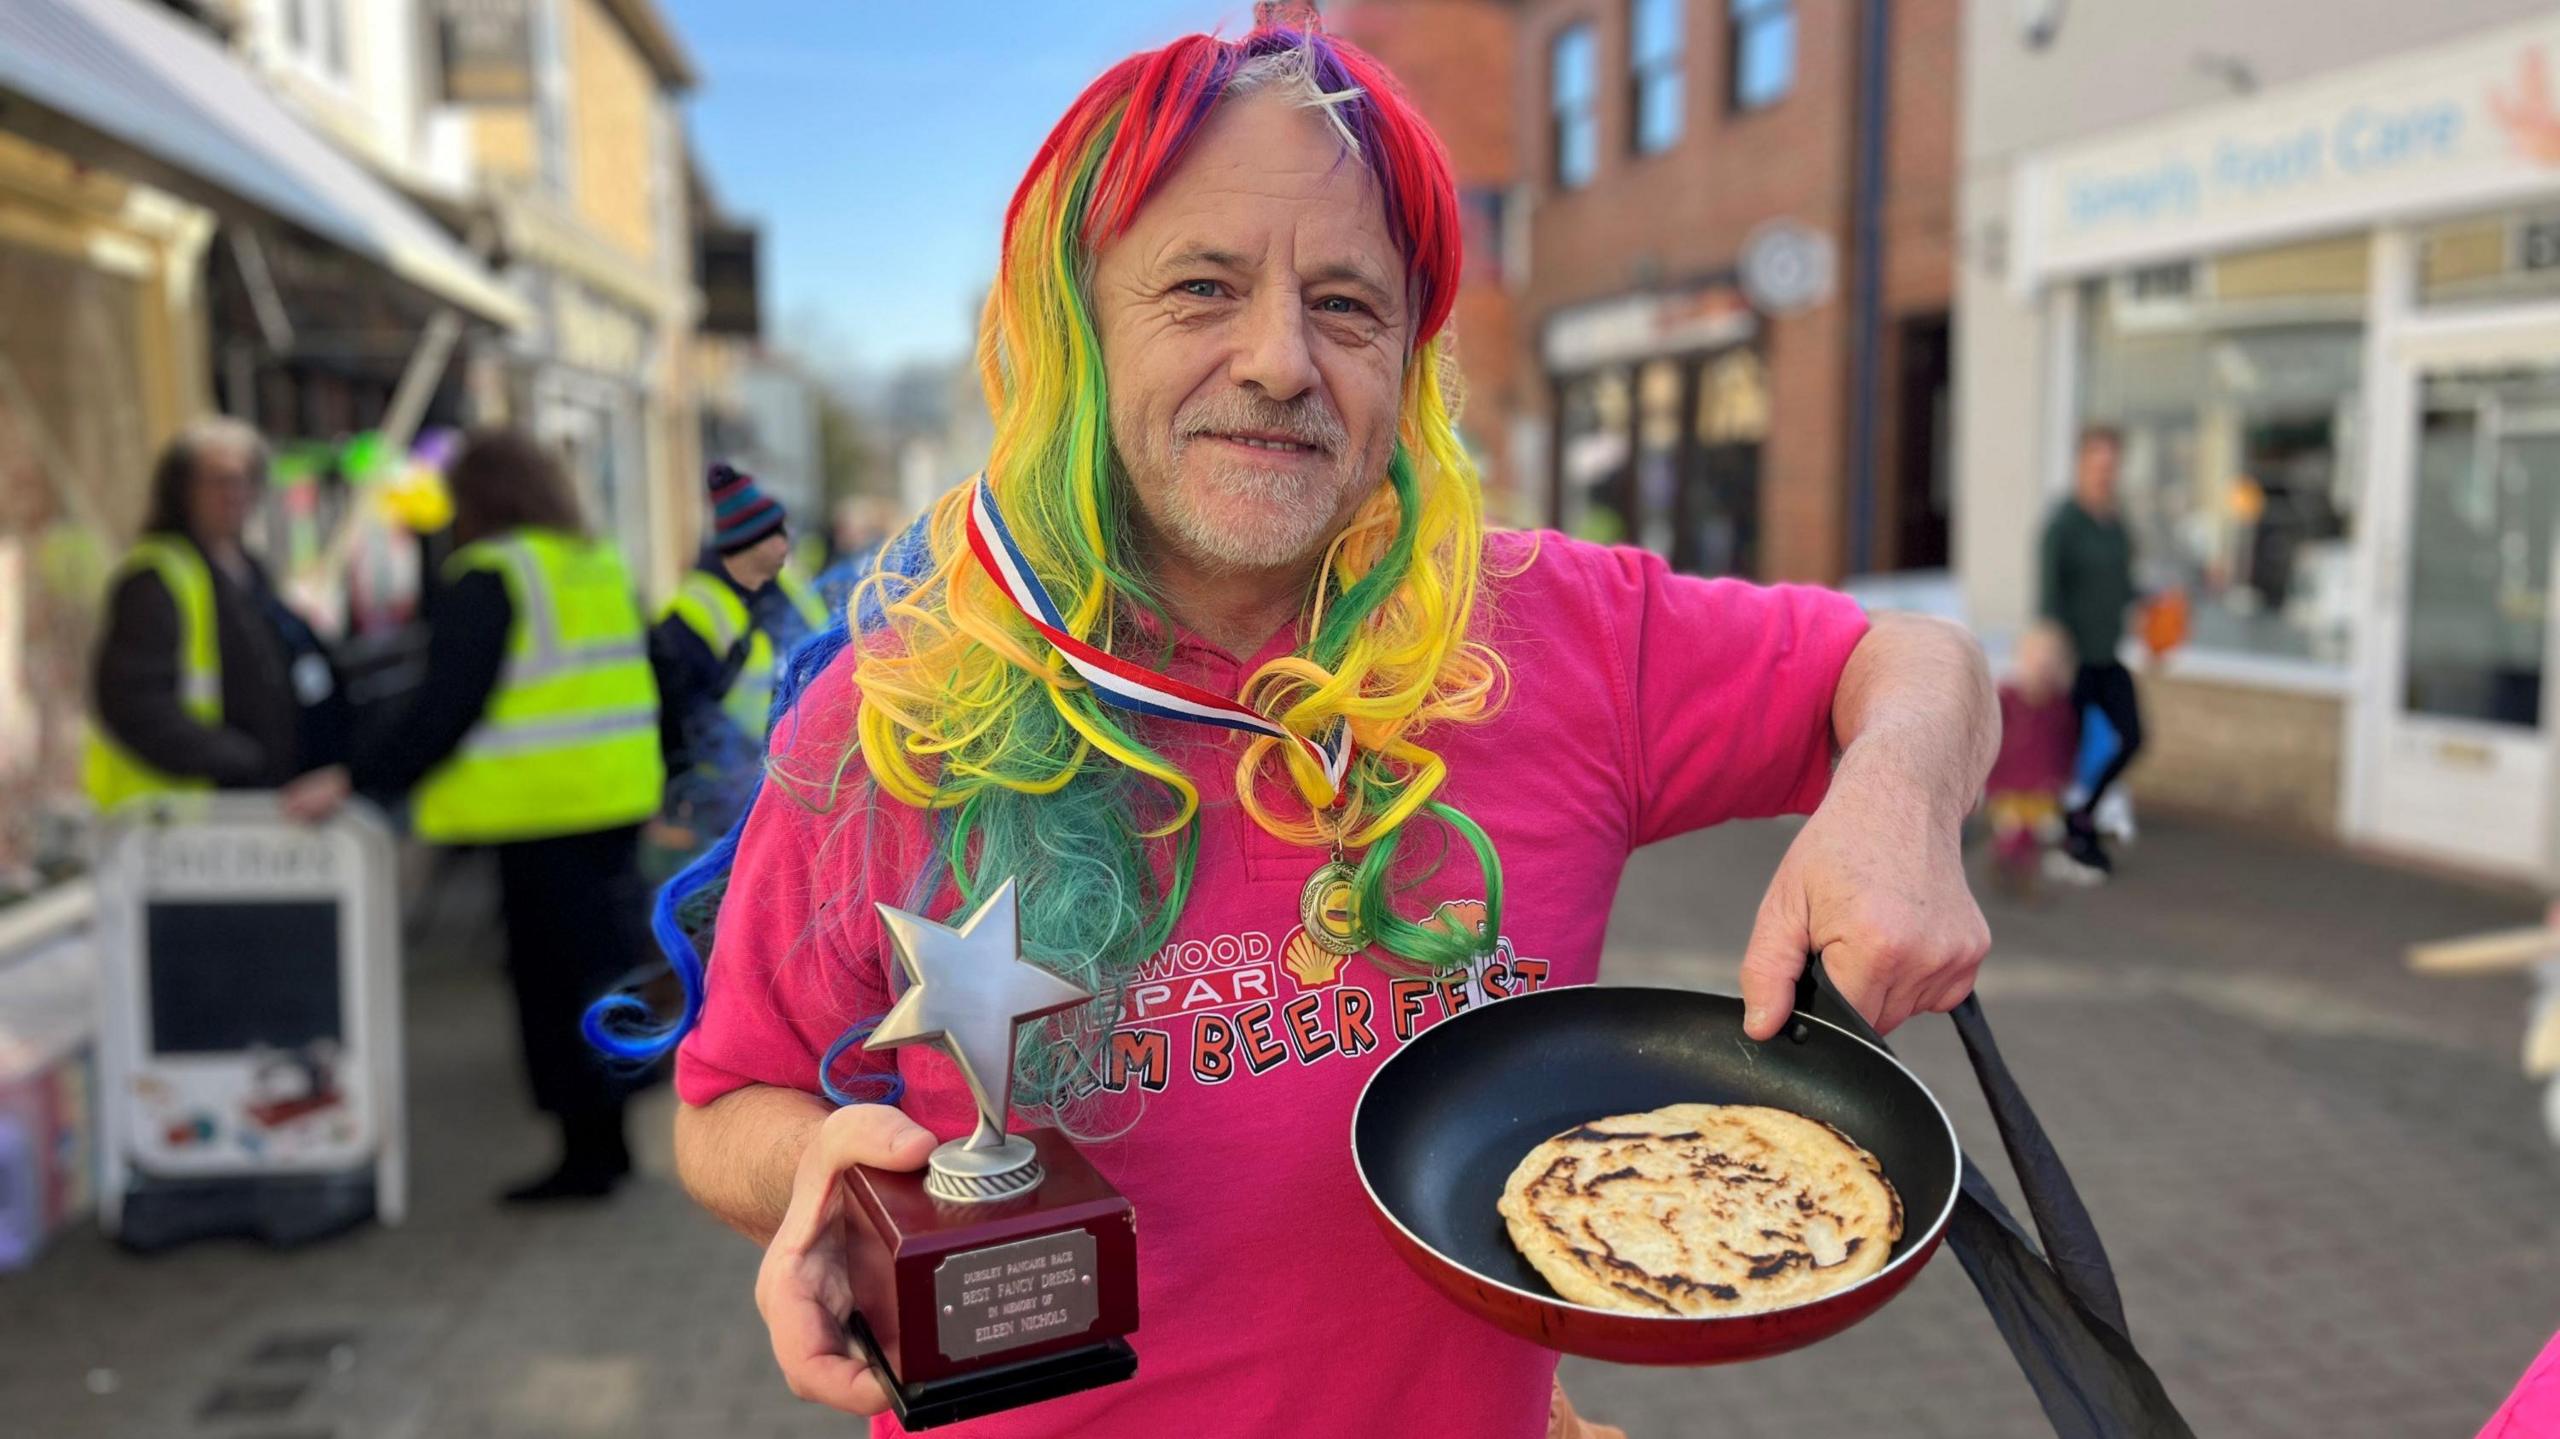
<box><xmin>412</xmin><ymin>529</ymin><xmax>664</xmax><ymax>844</ymax></box>
<box><xmin>84</xmin><ymin>535</ymin><xmax>223</xmax><ymax>810</ymax></box>
<box><xmin>666</xmin><ymin>565</ymin><xmax>829</xmax><ymax>738</ymax></box>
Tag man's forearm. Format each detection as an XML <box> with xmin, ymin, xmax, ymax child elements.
<box><xmin>1828</xmin><ymin>613</ymin><xmax>1998</xmax><ymax>824</ymax></box>
<box><xmin>674</xmin><ymin>1084</ymin><xmax>832</xmax><ymax>1244</ymax></box>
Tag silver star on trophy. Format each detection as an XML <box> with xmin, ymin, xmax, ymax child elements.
<box><xmin>866</xmin><ymin>880</ymin><xmax>1094</xmax><ymax>1203</ymax></box>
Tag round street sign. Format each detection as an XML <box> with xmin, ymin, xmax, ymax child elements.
<box><xmin>1739</xmin><ymin>220</ymin><xmax>1838</xmax><ymax>315</ymax></box>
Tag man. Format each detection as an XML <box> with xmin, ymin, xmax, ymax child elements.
<box><xmin>650</xmin><ymin>464</ymin><xmax>828</xmax><ymax>851</ymax></box>
<box><xmin>663</xmin><ymin>25</ymin><xmax>1994</xmax><ymax>1438</ymax></box>
<box><xmin>2041</xmin><ymin>426</ymin><xmax>2142</xmax><ymax>877</ymax></box>
<box><xmin>656</xmin><ymin>464</ymin><xmax>829</xmax><ymax>745</ymax></box>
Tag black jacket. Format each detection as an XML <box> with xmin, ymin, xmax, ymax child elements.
<box><xmin>91</xmin><ymin>536</ymin><xmax>325</xmax><ymax>788</ymax></box>
<box><xmin>352</xmin><ymin>568</ymin><xmax>511</xmax><ymax>800</ymax></box>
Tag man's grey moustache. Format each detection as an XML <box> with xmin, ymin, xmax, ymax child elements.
<box><xmin>1176</xmin><ymin>425</ymin><xmax>1342</xmax><ymax>451</ymax></box>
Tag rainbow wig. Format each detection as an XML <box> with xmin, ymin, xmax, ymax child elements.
<box><xmin>608</xmin><ymin>24</ymin><xmax>1509</xmax><ymax>1125</ymax></box>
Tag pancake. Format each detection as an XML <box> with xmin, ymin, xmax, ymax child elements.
<box><xmin>1497</xmin><ymin>1102</ymin><xmax>1903</xmax><ymax>1318</ymax></box>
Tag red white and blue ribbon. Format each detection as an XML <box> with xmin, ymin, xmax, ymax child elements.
<box><xmin>963</xmin><ymin>474</ymin><xmax>1355</xmax><ymax>802</ymax></box>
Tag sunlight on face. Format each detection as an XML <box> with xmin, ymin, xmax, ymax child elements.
<box><xmin>1092</xmin><ymin>91</ymin><xmax>1408</xmax><ymax>574</ymax></box>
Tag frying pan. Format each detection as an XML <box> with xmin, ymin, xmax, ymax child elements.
<box><xmin>1351</xmin><ymin>960</ymin><xmax>1955</xmax><ymax>1364</ymax></box>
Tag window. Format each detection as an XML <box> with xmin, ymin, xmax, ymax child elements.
<box><xmin>2076</xmin><ymin>238</ymin><xmax>2369</xmax><ymax>665</ymax></box>
<box><xmin>2417</xmin><ymin>206</ymin><xmax>2560</xmax><ymax>310</ymax></box>
<box><xmin>1729</xmin><ymin>0</ymin><xmax>1794</xmax><ymax>111</ymax></box>
<box><xmin>1551</xmin><ymin>24</ymin><xmax>1598</xmax><ymax>189</ymax></box>
<box><xmin>1630</xmin><ymin>0</ymin><xmax>1685</xmax><ymax>155</ymax></box>
<box><xmin>280</xmin><ymin>0</ymin><xmax>349</xmax><ymax>81</ymax></box>
<box><xmin>1459</xmin><ymin>187</ymin><xmax>1506</xmax><ymax>284</ymax></box>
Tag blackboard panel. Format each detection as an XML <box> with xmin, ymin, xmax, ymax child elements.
<box><xmin>146</xmin><ymin>902</ymin><xmax>342</xmax><ymax>1055</ymax></box>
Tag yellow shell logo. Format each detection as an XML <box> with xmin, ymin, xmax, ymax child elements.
<box><xmin>1283</xmin><ymin>929</ymin><xmax>1351</xmax><ymax>989</ymax></box>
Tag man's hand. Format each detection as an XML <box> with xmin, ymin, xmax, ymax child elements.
<box><xmin>1739</xmin><ymin>614</ymin><xmax>1996</xmax><ymax>1040</ymax></box>
<box><xmin>278</xmin><ymin>765</ymin><xmax>351</xmax><ymax>824</ymax></box>
<box><xmin>755</xmin><ymin>1103</ymin><xmax>938</xmax><ymax>1414</ymax></box>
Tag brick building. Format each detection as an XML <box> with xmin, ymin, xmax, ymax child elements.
<box><xmin>1514</xmin><ymin>0</ymin><xmax>1956</xmax><ymax>582</ymax></box>
<box><xmin>1330</xmin><ymin>0</ymin><xmax>1529</xmax><ymax>519</ymax></box>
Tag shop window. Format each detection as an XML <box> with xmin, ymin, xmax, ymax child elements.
<box><xmin>1730</xmin><ymin>0</ymin><xmax>1794</xmax><ymax>112</ymax></box>
<box><xmin>2076</xmin><ymin>241</ymin><xmax>2366</xmax><ymax>666</ymax></box>
<box><xmin>0</xmin><ymin>244</ymin><xmax>150</xmax><ymax>874</ymax></box>
<box><xmin>1551</xmin><ymin>24</ymin><xmax>1599</xmax><ymax>190</ymax></box>
<box><xmin>2418</xmin><ymin>207</ymin><xmax>2560</xmax><ymax>310</ymax></box>
<box><xmin>1557</xmin><ymin>367</ymin><xmax>1632</xmax><ymax>542</ymax></box>
<box><xmin>1630</xmin><ymin>0</ymin><xmax>1685</xmax><ymax>155</ymax></box>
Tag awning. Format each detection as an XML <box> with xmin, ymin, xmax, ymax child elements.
<box><xmin>0</xmin><ymin>0</ymin><xmax>530</xmax><ymax>330</ymax></box>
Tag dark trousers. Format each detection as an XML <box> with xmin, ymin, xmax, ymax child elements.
<box><xmin>493</xmin><ymin>824</ymin><xmax>651</xmax><ymax>1122</ymax></box>
<box><xmin>2069</xmin><ymin>661</ymin><xmax>2144</xmax><ymax>821</ymax></box>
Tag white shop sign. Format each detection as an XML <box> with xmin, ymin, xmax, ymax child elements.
<box><xmin>2014</xmin><ymin>16</ymin><xmax>2560</xmax><ymax>285</ymax></box>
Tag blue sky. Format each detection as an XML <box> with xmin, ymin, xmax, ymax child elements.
<box><xmin>664</xmin><ymin>2</ymin><xmax>1259</xmax><ymax>375</ymax></box>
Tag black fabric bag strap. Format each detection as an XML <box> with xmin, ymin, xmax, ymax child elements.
<box><xmin>1796</xmin><ymin>962</ymin><xmax>2195</xmax><ymax>1439</ymax></box>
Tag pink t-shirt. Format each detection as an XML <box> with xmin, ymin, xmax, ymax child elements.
<box><xmin>678</xmin><ymin>531</ymin><xmax>1869</xmax><ymax>1439</ymax></box>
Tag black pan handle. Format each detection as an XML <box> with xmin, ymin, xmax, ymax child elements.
<box><xmin>1786</xmin><ymin>951</ymin><xmax>1887</xmax><ymax>1049</ymax></box>
<box><xmin>1783</xmin><ymin>953</ymin><xmax>2190</xmax><ymax>1434</ymax></box>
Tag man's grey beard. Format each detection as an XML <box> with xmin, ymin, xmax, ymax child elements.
<box><xmin>1117</xmin><ymin>394</ymin><xmax>1363</xmax><ymax>572</ymax></box>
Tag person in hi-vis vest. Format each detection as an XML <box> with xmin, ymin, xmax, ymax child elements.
<box><xmin>88</xmin><ymin>418</ymin><xmax>348</xmax><ymax>811</ymax></box>
<box><xmin>645</xmin><ymin>464</ymin><xmax>827</xmax><ymax>852</ymax></box>
<box><xmin>284</xmin><ymin>429</ymin><xmax>664</xmax><ymax>1203</ymax></box>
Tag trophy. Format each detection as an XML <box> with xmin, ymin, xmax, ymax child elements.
<box><xmin>840</xmin><ymin>880</ymin><xmax>1139</xmax><ymax>1430</ymax></box>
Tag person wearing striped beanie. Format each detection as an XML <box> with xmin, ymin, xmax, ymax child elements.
<box><xmin>646</xmin><ymin>464</ymin><xmax>830</xmax><ymax>859</ymax></box>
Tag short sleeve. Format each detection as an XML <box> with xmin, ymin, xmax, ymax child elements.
<box><xmin>673</xmin><ymin>650</ymin><xmax>919</xmax><ymax>1107</ymax></box>
<box><xmin>1578</xmin><ymin>544</ymin><xmax>1869</xmax><ymax>846</ymax></box>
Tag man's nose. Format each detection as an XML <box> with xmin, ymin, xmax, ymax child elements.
<box><xmin>1228</xmin><ymin>287</ymin><xmax>1318</xmax><ymax>403</ymax></box>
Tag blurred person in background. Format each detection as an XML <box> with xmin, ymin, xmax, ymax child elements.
<box><xmin>2041</xmin><ymin>425</ymin><xmax>2142</xmax><ymax>878</ymax></box>
<box><xmin>1984</xmin><ymin>622</ymin><xmax>2083</xmax><ymax>894</ymax></box>
<box><xmin>645</xmin><ymin>464</ymin><xmax>826</xmax><ymax>866</ymax></box>
<box><xmin>814</xmin><ymin>494</ymin><xmax>930</xmax><ymax>622</ymax></box>
<box><xmin>87</xmin><ymin>417</ymin><xmax>348</xmax><ymax>811</ymax></box>
<box><xmin>285</xmin><ymin>429</ymin><xmax>664</xmax><ymax>1202</ymax></box>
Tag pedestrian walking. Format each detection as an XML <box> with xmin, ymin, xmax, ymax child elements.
<box><xmin>285</xmin><ymin>428</ymin><xmax>664</xmax><ymax>1202</ymax></box>
<box><xmin>87</xmin><ymin>417</ymin><xmax>348</xmax><ymax>810</ymax></box>
<box><xmin>2041</xmin><ymin>424</ymin><xmax>2143</xmax><ymax>876</ymax></box>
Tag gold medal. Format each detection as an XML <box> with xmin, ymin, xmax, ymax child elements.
<box><xmin>1300</xmin><ymin>855</ymin><xmax>1367</xmax><ymax>956</ymax></box>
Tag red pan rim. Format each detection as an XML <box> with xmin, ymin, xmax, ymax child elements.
<box><xmin>1348</xmin><ymin>983</ymin><xmax>1964</xmax><ymax>1326</ymax></box>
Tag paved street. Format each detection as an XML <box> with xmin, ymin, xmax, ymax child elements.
<box><xmin>2</xmin><ymin>816</ymin><xmax>2554</xmax><ymax>1438</ymax></box>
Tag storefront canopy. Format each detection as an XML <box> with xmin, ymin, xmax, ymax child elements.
<box><xmin>0</xmin><ymin>0</ymin><xmax>529</xmax><ymax>330</ymax></box>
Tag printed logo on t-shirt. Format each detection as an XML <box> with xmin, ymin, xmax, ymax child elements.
<box><xmin>1090</xmin><ymin>899</ymin><xmax>1552</xmax><ymax>1095</ymax></box>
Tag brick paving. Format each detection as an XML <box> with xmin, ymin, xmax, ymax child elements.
<box><xmin>2</xmin><ymin>817</ymin><xmax>2554</xmax><ymax>1437</ymax></box>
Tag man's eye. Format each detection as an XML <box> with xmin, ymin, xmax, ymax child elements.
<box><xmin>1177</xmin><ymin>279</ymin><xmax>1223</xmax><ymax>298</ymax></box>
<box><xmin>1316</xmin><ymin>296</ymin><xmax>1371</xmax><ymax>316</ymax></box>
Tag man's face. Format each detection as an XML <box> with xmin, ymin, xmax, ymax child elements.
<box><xmin>734</xmin><ymin>530</ymin><xmax>791</xmax><ymax>588</ymax></box>
<box><xmin>2075</xmin><ymin>436</ymin><xmax>2120</xmax><ymax>511</ymax></box>
<box><xmin>1091</xmin><ymin>91</ymin><xmax>1409</xmax><ymax>574</ymax></box>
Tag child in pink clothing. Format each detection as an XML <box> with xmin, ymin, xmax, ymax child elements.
<box><xmin>1985</xmin><ymin>623</ymin><xmax>2080</xmax><ymax>892</ymax></box>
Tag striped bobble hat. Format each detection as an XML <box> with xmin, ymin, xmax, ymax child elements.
<box><xmin>707</xmin><ymin>462</ymin><xmax>787</xmax><ymax>555</ymax></box>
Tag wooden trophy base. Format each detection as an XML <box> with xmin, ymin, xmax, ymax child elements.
<box><xmin>843</xmin><ymin>1128</ymin><xmax>1138</xmax><ymax>1431</ymax></box>
<box><xmin>847</xmin><ymin>1315</ymin><xmax>1135</xmax><ymax>1431</ymax></box>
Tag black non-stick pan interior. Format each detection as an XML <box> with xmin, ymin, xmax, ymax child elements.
<box><xmin>1353</xmin><ymin>985</ymin><xmax>1961</xmax><ymax>1304</ymax></box>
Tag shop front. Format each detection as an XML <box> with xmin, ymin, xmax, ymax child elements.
<box><xmin>2004</xmin><ymin>14</ymin><xmax>2560</xmax><ymax>877</ymax></box>
<box><xmin>1543</xmin><ymin>277</ymin><xmax>1769</xmax><ymax>577</ymax></box>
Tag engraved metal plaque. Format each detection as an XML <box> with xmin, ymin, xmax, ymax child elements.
<box><xmin>934</xmin><ymin>1229</ymin><xmax>1100</xmax><ymax>1363</ymax></box>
